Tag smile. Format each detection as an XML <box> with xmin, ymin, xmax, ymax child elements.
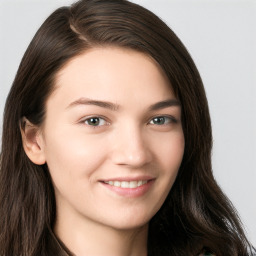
<box><xmin>100</xmin><ymin>177</ymin><xmax>155</xmax><ymax>197</ymax></box>
<box><xmin>103</xmin><ymin>180</ymin><xmax>148</xmax><ymax>188</ymax></box>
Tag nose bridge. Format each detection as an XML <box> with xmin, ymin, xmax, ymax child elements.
<box><xmin>111</xmin><ymin>123</ymin><xmax>151</xmax><ymax>167</ymax></box>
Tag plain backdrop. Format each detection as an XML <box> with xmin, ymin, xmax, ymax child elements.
<box><xmin>0</xmin><ymin>0</ymin><xmax>255</xmax><ymax>246</ymax></box>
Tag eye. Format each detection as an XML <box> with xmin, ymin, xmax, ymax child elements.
<box><xmin>84</xmin><ymin>117</ymin><xmax>108</xmax><ymax>127</ymax></box>
<box><xmin>149</xmin><ymin>116</ymin><xmax>177</xmax><ymax>125</ymax></box>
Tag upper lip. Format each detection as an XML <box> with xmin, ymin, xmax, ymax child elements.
<box><xmin>99</xmin><ymin>176</ymin><xmax>155</xmax><ymax>182</ymax></box>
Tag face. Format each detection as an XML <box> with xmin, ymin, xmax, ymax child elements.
<box><xmin>39</xmin><ymin>47</ymin><xmax>184</xmax><ymax>231</ymax></box>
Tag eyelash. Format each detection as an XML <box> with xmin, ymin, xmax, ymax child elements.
<box><xmin>80</xmin><ymin>115</ymin><xmax>177</xmax><ymax>128</ymax></box>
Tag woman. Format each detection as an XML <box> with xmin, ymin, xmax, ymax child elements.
<box><xmin>0</xmin><ymin>0</ymin><xmax>254</xmax><ymax>255</ymax></box>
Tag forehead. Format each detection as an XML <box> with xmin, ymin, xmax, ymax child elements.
<box><xmin>49</xmin><ymin>47</ymin><xmax>175</xmax><ymax>108</ymax></box>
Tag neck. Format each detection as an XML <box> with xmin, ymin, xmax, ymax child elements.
<box><xmin>54</xmin><ymin>213</ymin><xmax>148</xmax><ymax>256</ymax></box>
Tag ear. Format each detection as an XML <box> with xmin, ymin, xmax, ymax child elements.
<box><xmin>20</xmin><ymin>117</ymin><xmax>46</xmax><ymax>165</ymax></box>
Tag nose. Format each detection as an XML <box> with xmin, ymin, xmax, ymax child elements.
<box><xmin>110</xmin><ymin>126</ymin><xmax>152</xmax><ymax>168</ymax></box>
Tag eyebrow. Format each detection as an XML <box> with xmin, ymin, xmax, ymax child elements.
<box><xmin>67</xmin><ymin>98</ymin><xmax>120</xmax><ymax>111</ymax></box>
<box><xmin>149</xmin><ymin>99</ymin><xmax>181</xmax><ymax>111</ymax></box>
<box><xmin>66</xmin><ymin>97</ymin><xmax>180</xmax><ymax>111</ymax></box>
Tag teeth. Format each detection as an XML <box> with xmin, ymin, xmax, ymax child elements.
<box><xmin>121</xmin><ymin>181</ymin><xmax>129</xmax><ymax>188</ymax></box>
<box><xmin>113</xmin><ymin>181</ymin><xmax>120</xmax><ymax>187</ymax></box>
<box><xmin>130</xmin><ymin>181</ymin><xmax>137</xmax><ymax>188</ymax></box>
<box><xmin>104</xmin><ymin>180</ymin><xmax>148</xmax><ymax>188</ymax></box>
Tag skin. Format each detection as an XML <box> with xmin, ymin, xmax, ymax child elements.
<box><xmin>22</xmin><ymin>47</ymin><xmax>185</xmax><ymax>256</ymax></box>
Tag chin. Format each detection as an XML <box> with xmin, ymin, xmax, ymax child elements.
<box><xmin>102</xmin><ymin>212</ymin><xmax>153</xmax><ymax>231</ymax></box>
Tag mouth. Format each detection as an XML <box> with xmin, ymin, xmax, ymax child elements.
<box><xmin>99</xmin><ymin>177</ymin><xmax>155</xmax><ymax>197</ymax></box>
<box><xmin>102</xmin><ymin>180</ymin><xmax>148</xmax><ymax>188</ymax></box>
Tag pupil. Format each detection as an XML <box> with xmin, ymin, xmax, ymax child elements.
<box><xmin>89</xmin><ymin>118</ymin><xmax>99</xmax><ymax>126</ymax></box>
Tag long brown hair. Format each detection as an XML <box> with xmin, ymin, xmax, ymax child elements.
<box><xmin>0</xmin><ymin>0</ymin><xmax>254</xmax><ymax>255</ymax></box>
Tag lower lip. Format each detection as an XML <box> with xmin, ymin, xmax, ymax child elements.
<box><xmin>100</xmin><ymin>180</ymin><xmax>155</xmax><ymax>198</ymax></box>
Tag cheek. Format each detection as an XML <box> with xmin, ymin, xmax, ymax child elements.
<box><xmin>154</xmin><ymin>132</ymin><xmax>185</xmax><ymax>173</ymax></box>
<box><xmin>42</xmin><ymin>126</ymin><xmax>108</xmax><ymax>183</ymax></box>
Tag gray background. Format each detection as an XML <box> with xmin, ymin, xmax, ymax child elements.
<box><xmin>0</xmin><ymin>0</ymin><xmax>255</xmax><ymax>245</ymax></box>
